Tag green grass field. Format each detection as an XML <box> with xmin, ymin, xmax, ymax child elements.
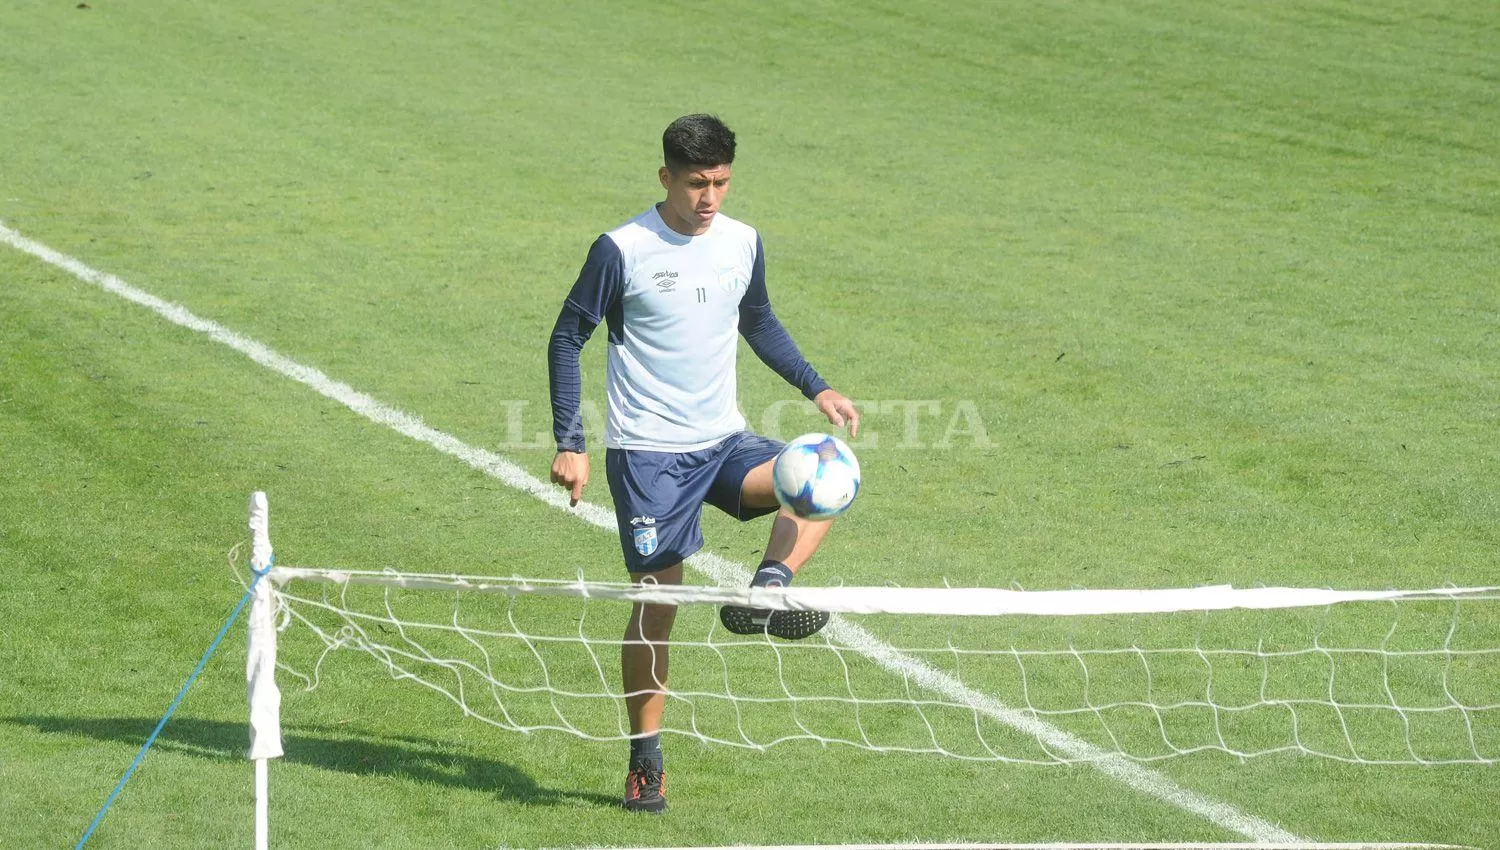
<box><xmin>2</xmin><ymin>0</ymin><xmax>1497</xmax><ymax>847</ymax></box>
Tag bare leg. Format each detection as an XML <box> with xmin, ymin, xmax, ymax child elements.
<box><xmin>740</xmin><ymin>459</ymin><xmax>834</xmax><ymax>573</ymax></box>
<box><xmin>762</xmin><ymin>511</ymin><xmax>833</xmax><ymax>574</ymax></box>
<box><xmin>622</xmin><ymin>562</ymin><xmax>682</xmax><ymax>735</ymax></box>
<box><xmin>718</xmin><ymin>459</ymin><xmax>837</xmax><ymax>640</ymax></box>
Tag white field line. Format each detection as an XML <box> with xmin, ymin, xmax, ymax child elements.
<box><xmin>1</xmin><ymin>222</ymin><xmax>1300</xmax><ymax>844</ymax></box>
<box><xmin>587</xmin><ymin>844</ymin><xmax>1470</xmax><ymax>850</ymax></box>
<box><xmin>576</xmin><ymin>845</ymin><xmax>1471</xmax><ymax>850</ymax></box>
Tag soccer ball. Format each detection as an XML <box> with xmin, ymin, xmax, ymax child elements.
<box><xmin>771</xmin><ymin>433</ymin><xmax>861</xmax><ymax>520</ymax></box>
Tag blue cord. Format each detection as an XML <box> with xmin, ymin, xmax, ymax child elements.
<box><xmin>76</xmin><ymin>567</ymin><xmax>268</xmax><ymax>848</ymax></box>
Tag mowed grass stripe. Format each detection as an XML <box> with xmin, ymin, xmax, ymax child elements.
<box><xmin>3</xmin><ymin>0</ymin><xmax>1495</xmax><ymax>845</ymax></box>
<box><xmin>0</xmin><ymin>222</ymin><xmax>1300</xmax><ymax>843</ymax></box>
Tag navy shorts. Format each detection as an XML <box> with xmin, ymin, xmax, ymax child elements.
<box><xmin>605</xmin><ymin>432</ymin><xmax>784</xmax><ymax>572</ymax></box>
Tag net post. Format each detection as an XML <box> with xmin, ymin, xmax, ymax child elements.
<box><xmin>247</xmin><ymin>492</ymin><xmax>282</xmax><ymax>850</ymax></box>
<box><xmin>254</xmin><ymin>760</ymin><xmax>269</xmax><ymax>850</ymax></box>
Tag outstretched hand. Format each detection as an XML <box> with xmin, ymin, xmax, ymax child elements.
<box><xmin>551</xmin><ymin>451</ymin><xmax>590</xmax><ymax>507</ymax></box>
<box><xmin>813</xmin><ymin>389</ymin><xmax>860</xmax><ymax>439</ymax></box>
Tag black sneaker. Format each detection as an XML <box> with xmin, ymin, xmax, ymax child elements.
<box><xmin>719</xmin><ymin>604</ymin><xmax>830</xmax><ymax>640</ymax></box>
<box><xmin>623</xmin><ymin>763</ymin><xmax>667</xmax><ymax>814</ymax></box>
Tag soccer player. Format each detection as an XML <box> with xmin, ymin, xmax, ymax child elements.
<box><xmin>547</xmin><ymin>114</ymin><xmax>859</xmax><ymax>814</ymax></box>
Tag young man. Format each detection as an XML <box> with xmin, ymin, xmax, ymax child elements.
<box><xmin>547</xmin><ymin>114</ymin><xmax>859</xmax><ymax>814</ymax></box>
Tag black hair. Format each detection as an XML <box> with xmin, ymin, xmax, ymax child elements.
<box><xmin>662</xmin><ymin>114</ymin><xmax>736</xmax><ymax>172</ymax></box>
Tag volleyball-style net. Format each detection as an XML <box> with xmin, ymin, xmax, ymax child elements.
<box><xmin>243</xmin><ymin>497</ymin><xmax>1499</xmax><ymax>771</ymax></box>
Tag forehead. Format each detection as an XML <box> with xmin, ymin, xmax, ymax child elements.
<box><xmin>679</xmin><ymin>164</ymin><xmax>733</xmax><ymax>182</ymax></box>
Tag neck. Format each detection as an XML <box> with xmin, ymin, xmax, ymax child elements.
<box><xmin>656</xmin><ymin>202</ymin><xmax>710</xmax><ymax>236</ymax></box>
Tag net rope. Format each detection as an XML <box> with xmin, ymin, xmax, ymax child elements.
<box><xmin>243</xmin><ymin>564</ymin><xmax>1500</xmax><ymax>766</ymax></box>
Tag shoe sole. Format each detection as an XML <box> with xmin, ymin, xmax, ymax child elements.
<box><xmin>719</xmin><ymin>605</ymin><xmax>830</xmax><ymax>640</ymax></box>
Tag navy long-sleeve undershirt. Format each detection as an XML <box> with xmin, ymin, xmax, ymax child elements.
<box><xmin>548</xmin><ymin>237</ymin><xmax>828</xmax><ymax>453</ymax></box>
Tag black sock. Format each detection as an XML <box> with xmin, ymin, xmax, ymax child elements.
<box><xmin>751</xmin><ymin>560</ymin><xmax>794</xmax><ymax>589</ymax></box>
<box><xmin>630</xmin><ymin>733</ymin><xmax>662</xmax><ymax>769</ymax></box>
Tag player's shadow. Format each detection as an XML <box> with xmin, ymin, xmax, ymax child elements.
<box><xmin>6</xmin><ymin>715</ymin><xmax>616</xmax><ymax>808</ymax></box>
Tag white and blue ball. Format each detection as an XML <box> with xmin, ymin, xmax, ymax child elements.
<box><xmin>771</xmin><ymin>433</ymin><xmax>861</xmax><ymax>520</ymax></box>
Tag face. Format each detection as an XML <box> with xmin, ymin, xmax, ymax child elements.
<box><xmin>657</xmin><ymin>163</ymin><xmax>732</xmax><ymax>236</ymax></box>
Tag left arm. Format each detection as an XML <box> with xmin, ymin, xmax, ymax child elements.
<box><xmin>738</xmin><ymin>235</ymin><xmax>859</xmax><ymax>436</ymax></box>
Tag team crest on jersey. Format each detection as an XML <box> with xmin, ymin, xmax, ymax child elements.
<box><xmin>717</xmin><ymin>267</ymin><xmax>749</xmax><ymax>294</ymax></box>
<box><xmin>633</xmin><ymin>526</ymin><xmax>659</xmax><ymax>557</ymax></box>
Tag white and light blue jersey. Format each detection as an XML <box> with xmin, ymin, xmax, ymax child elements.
<box><xmin>549</xmin><ymin>205</ymin><xmax>828</xmax><ymax>453</ymax></box>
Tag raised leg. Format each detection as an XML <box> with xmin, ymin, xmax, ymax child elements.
<box><xmin>721</xmin><ymin>460</ymin><xmax>837</xmax><ymax>639</ymax></box>
<box><xmin>740</xmin><ymin>459</ymin><xmax>835</xmax><ymax>574</ymax></box>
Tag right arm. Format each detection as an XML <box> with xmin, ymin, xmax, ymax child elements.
<box><xmin>548</xmin><ymin>235</ymin><xmax>625</xmax><ymax>505</ymax></box>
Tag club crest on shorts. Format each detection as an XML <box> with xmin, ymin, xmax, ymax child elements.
<box><xmin>633</xmin><ymin>526</ymin><xmax>658</xmax><ymax>557</ymax></box>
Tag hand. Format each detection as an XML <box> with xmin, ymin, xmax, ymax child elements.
<box><xmin>551</xmin><ymin>451</ymin><xmax>590</xmax><ymax>507</ymax></box>
<box><xmin>813</xmin><ymin>389</ymin><xmax>860</xmax><ymax>439</ymax></box>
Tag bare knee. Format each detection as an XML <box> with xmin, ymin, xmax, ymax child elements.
<box><xmin>626</xmin><ymin>563</ymin><xmax>683</xmax><ymax>642</ymax></box>
<box><xmin>627</xmin><ymin>603</ymin><xmax>677</xmax><ymax>642</ymax></box>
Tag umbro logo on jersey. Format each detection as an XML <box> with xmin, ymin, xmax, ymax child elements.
<box><xmin>652</xmin><ymin>270</ymin><xmax>679</xmax><ymax>291</ymax></box>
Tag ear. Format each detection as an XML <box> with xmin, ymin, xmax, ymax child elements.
<box><xmin>658</xmin><ymin>166</ymin><xmax>671</xmax><ymax>191</ymax></box>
